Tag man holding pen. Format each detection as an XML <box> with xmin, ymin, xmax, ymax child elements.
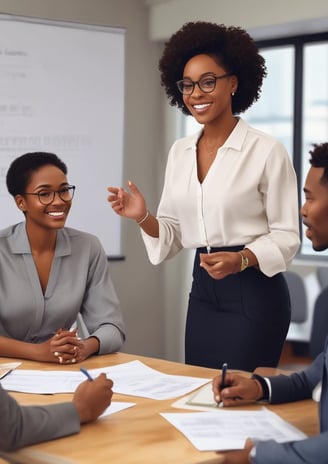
<box><xmin>0</xmin><ymin>372</ymin><xmax>113</xmax><ymax>452</ymax></box>
<box><xmin>212</xmin><ymin>142</ymin><xmax>328</xmax><ymax>463</ymax></box>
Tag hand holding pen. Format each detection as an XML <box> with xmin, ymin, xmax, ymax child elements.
<box><xmin>212</xmin><ymin>367</ymin><xmax>263</xmax><ymax>407</ymax></box>
<box><xmin>73</xmin><ymin>370</ymin><xmax>114</xmax><ymax>423</ymax></box>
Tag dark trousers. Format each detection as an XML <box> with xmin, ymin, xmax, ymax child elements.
<box><xmin>185</xmin><ymin>247</ymin><xmax>291</xmax><ymax>371</ymax></box>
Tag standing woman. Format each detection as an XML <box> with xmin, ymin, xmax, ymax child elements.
<box><xmin>0</xmin><ymin>152</ymin><xmax>125</xmax><ymax>364</ymax></box>
<box><xmin>108</xmin><ymin>22</ymin><xmax>300</xmax><ymax>371</ymax></box>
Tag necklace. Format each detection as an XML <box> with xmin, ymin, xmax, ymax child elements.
<box><xmin>200</xmin><ymin>135</ymin><xmax>222</xmax><ymax>156</ymax></box>
<box><xmin>200</xmin><ymin>118</ymin><xmax>238</xmax><ymax>156</ymax></box>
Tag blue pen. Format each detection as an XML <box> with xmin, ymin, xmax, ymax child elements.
<box><xmin>80</xmin><ymin>367</ymin><xmax>94</xmax><ymax>381</ymax></box>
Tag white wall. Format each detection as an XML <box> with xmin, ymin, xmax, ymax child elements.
<box><xmin>0</xmin><ymin>0</ymin><xmax>327</xmax><ymax>362</ymax></box>
<box><xmin>147</xmin><ymin>0</ymin><xmax>328</xmax><ymax>40</ymax></box>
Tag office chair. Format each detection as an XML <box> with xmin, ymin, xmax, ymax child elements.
<box><xmin>279</xmin><ymin>271</ymin><xmax>308</xmax><ymax>370</ymax></box>
<box><xmin>316</xmin><ymin>267</ymin><xmax>328</xmax><ymax>290</ymax></box>
<box><xmin>280</xmin><ymin>283</ymin><xmax>328</xmax><ymax>370</ymax></box>
<box><xmin>283</xmin><ymin>271</ymin><xmax>308</xmax><ymax>323</ymax></box>
<box><xmin>309</xmin><ymin>285</ymin><xmax>328</xmax><ymax>359</ymax></box>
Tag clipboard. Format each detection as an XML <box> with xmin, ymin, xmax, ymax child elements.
<box><xmin>185</xmin><ymin>382</ymin><xmax>218</xmax><ymax>408</ymax></box>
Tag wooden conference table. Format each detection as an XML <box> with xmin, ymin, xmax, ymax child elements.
<box><xmin>0</xmin><ymin>352</ymin><xmax>319</xmax><ymax>464</ymax></box>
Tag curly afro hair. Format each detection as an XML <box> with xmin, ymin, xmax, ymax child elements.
<box><xmin>159</xmin><ymin>21</ymin><xmax>267</xmax><ymax>116</ymax></box>
<box><xmin>309</xmin><ymin>142</ymin><xmax>328</xmax><ymax>184</ymax></box>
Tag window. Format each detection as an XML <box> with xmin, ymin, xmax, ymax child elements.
<box><xmin>244</xmin><ymin>46</ymin><xmax>294</xmax><ymax>158</ymax></box>
<box><xmin>301</xmin><ymin>41</ymin><xmax>328</xmax><ymax>257</ymax></box>
<box><xmin>248</xmin><ymin>33</ymin><xmax>328</xmax><ymax>258</ymax></box>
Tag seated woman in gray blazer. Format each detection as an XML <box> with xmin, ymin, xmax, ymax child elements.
<box><xmin>0</xmin><ymin>374</ymin><xmax>113</xmax><ymax>452</ymax></box>
<box><xmin>0</xmin><ymin>152</ymin><xmax>125</xmax><ymax>364</ymax></box>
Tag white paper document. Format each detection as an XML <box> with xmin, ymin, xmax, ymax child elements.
<box><xmin>0</xmin><ymin>361</ymin><xmax>21</xmax><ymax>380</ymax></box>
<box><xmin>1</xmin><ymin>360</ymin><xmax>210</xmax><ymax>400</ymax></box>
<box><xmin>100</xmin><ymin>401</ymin><xmax>136</xmax><ymax>418</ymax></box>
<box><xmin>161</xmin><ymin>408</ymin><xmax>307</xmax><ymax>451</ymax></box>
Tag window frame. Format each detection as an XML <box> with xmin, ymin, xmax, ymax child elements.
<box><xmin>256</xmin><ymin>32</ymin><xmax>328</xmax><ymax>261</ymax></box>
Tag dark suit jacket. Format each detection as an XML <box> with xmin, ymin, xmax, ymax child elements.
<box><xmin>0</xmin><ymin>384</ymin><xmax>80</xmax><ymax>451</ymax></box>
<box><xmin>254</xmin><ymin>337</ymin><xmax>328</xmax><ymax>463</ymax></box>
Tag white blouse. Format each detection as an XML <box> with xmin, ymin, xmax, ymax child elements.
<box><xmin>142</xmin><ymin>118</ymin><xmax>300</xmax><ymax>277</ymax></box>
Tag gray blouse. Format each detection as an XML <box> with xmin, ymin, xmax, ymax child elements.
<box><xmin>0</xmin><ymin>222</ymin><xmax>125</xmax><ymax>354</ymax></box>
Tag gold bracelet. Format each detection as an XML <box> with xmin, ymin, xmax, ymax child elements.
<box><xmin>137</xmin><ymin>210</ymin><xmax>149</xmax><ymax>225</ymax></box>
<box><xmin>239</xmin><ymin>251</ymin><xmax>249</xmax><ymax>272</ymax></box>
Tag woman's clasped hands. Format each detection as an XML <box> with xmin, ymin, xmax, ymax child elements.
<box><xmin>49</xmin><ymin>328</ymin><xmax>83</xmax><ymax>364</ymax></box>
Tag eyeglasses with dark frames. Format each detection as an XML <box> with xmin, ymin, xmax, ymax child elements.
<box><xmin>176</xmin><ymin>73</ymin><xmax>232</xmax><ymax>95</ymax></box>
<box><xmin>23</xmin><ymin>185</ymin><xmax>76</xmax><ymax>205</ymax></box>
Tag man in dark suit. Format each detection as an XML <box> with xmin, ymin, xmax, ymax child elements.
<box><xmin>0</xmin><ymin>373</ymin><xmax>113</xmax><ymax>452</ymax></box>
<box><xmin>212</xmin><ymin>142</ymin><xmax>328</xmax><ymax>463</ymax></box>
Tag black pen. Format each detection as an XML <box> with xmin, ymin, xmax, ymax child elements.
<box><xmin>220</xmin><ymin>362</ymin><xmax>228</xmax><ymax>390</ymax></box>
<box><xmin>217</xmin><ymin>362</ymin><xmax>228</xmax><ymax>407</ymax></box>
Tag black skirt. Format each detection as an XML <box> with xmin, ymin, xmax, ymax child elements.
<box><xmin>185</xmin><ymin>246</ymin><xmax>291</xmax><ymax>371</ymax></box>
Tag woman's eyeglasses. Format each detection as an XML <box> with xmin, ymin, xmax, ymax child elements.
<box><xmin>176</xmin><ymin>73</ymin><xmax>232</xmax><ymax>95</ymax></box>
<box><xmin>23</xmin><ymin>185</ymin><xmax>76</xmax><ymax>205</ymax></box>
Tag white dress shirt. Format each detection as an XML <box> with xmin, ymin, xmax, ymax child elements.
<box><xmin>142</xmin><ymin>118</ymin><xmax>300</xmax><ymax>277</ymax></box>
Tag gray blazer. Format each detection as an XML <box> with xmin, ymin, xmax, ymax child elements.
<box><xmin>0</xmin><ymin>222</ymin><xmax>125</xmax><ymax>354</ymax></box>
<box><xmin>0</xmin><ymin>384</ymin><xmax>79</xmax><ymax>451</ymax></box>
<box><xmin>254</xmin><ymin>337</ymin><xmax>328</xmax><ymax>463</ymax></box>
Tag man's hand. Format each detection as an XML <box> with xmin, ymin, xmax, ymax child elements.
<box><xmin>212</xmin><ymin>373</ymin><xmax>263</xmax><ymax>407</ymax></box>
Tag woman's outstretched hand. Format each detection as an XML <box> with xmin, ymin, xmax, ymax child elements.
<box><xmin>107</xmin><ymin>180</ymin><xmax>147</xmax><ymax>223</ymax></box>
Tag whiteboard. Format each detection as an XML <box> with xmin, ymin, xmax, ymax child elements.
<box><xmin>0</xmin><ymin>14</ymin><xmax>125</xmax><ymax>257</ymax></box>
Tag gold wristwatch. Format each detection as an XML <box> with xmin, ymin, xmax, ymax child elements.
<box><xmin>239</xmin><ymin>251</ymin><xmax>249</xmax><ymax>272</ymax></box>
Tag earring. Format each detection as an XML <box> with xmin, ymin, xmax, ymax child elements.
<box><xmin>231</xmin><ymin>91</ymin><xmax>235</xmax><ymax>96</ymax></box>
